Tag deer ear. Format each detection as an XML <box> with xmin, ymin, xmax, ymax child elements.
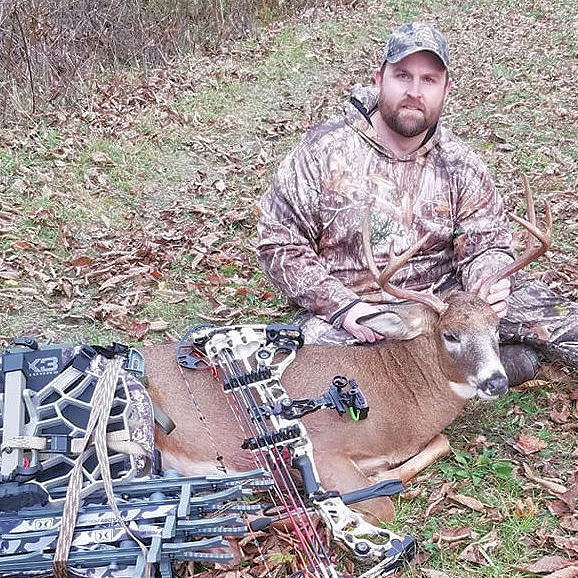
<box><xmin>357</xmin><ymin>304</ymin><xmax>429</xmax><ymax>340</ymax></box>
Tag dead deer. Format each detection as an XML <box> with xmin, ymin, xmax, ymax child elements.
<box><xmin>144</xmin><ymin>181</ymin><xmax>551</xmax><ymax>521</ymax></box>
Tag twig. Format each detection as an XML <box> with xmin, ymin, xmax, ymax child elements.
<box><xmin>13</xmin><ymin>3</ymin><xmax>36</xmax><ymax>114</ymax></box>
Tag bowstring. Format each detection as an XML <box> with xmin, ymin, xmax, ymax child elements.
<box><xmin>177</xmin><ymin>346</ymin><xmax>278</xmax><ymax>577</ymax></box>
<box><xmin>215</xmin><ymin>345</ymin><xmax>334</xmax><ymax>578</ymax></box>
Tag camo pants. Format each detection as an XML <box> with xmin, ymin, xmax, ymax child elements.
<box><xmin>293</xmin><ymin>278</ymin><xmax>578</xmax><ymax>370</ymax></box>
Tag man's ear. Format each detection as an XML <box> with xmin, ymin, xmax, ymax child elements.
<box><xmin>374</xmin><ymin>68</ymin><xmax>382</xmax><ymax>87</ymax></box>
<box><xmin>444</xmin><ymin>76</ymin><xmax>452</xmax><ymax>96</ymax></box>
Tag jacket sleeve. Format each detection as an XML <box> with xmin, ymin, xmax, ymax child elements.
<box><xmin>451</xmin><ymin>150</ymin><xmax>515</xmax><ymax>291</ymax></box>
<box><xmin>256</xmin><ymin>144</ymin><xmax>359</xmax><ymax>322</ymax></box>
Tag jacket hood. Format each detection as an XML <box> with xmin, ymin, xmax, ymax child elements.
<box><xmin>342</xmin><ymin>83</ymin><xmax>442</xmax><ymax>160</ymax></box>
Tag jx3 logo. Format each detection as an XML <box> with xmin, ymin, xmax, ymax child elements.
<box><xmin>28</xmin><ymin>356</ymin><xmax>60</xmax><ymax>376</ymax></box>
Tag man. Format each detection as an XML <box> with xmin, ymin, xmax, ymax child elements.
<box><xmin>257</xmin><ymin>22</ymin><xmax>578</xmax><ymax>384</ymax></box>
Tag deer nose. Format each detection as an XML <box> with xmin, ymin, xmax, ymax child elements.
<box><xmin>480</xmin><ymin>373</ymin><xmax>509</xmax><ymax>398</ymax></box>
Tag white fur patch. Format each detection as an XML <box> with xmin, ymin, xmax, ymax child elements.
<box><xmin>449</xmin><ymin>381</ymin><xmax>478</xmax><ymax>399</ymax></box>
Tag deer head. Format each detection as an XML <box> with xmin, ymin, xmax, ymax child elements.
<box><xmin>358</xmin><ymin>177</ymin><xmax>552</xmax><ymax>400</ymax></box>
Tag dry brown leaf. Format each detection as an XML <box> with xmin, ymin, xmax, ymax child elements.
<box><xmin>554</xmin><ymin>535</ymin><xmax>578</xmax><ymax>557</ymax></box>
<box><xmin>149</xmin><ymin>320</ymin><xmax>170</xmax><ymax>332</ymax></box>
<box><xmin>433</xmin><ymin>526</ymin><xmax>473</xmax><ymax>543</ymax></box>
<box><xmin>515</xmin><ymin>555</ymin><xmax>577</xmax><ymax>573</ymax></box>
<box><xmin>69</xmin><ymin>256</ymin><xmax>95</xmax><ymax>267</ymax></box>
<box><xmin>448</xmin><ymin>492</ymin><xmax>487</xmax><ymax>512</ymax></box>
<box><xmin>516</xmin><ymin>432</ymin><xmax>548</xmax><ymax>454</ymax></box>
<box><xmin>549</xmin><ymin>499</ymin><xmax>573</xmax><ymax>516</ymax></box>
<box><xmin>550</xmin><ymin>394</ymin><xmax>572</xmax><ymax>424</ymax></box>
<box><xmin>544</xmin><ymin>567</ymin><xmax>578</xmax><ymax>578</ymax></box>
<box><xmin>460</xmin><ymin>543</ymin><xmax>486</xmax><ymax>565</ymax></box>
<box><xmin>523</xmin><ymin>462</ymin><xmax>568</xmax><ymax>495</ymax></box>
<box><xmin>401</xmin><ymin>487</ymin><xmax>424</xmax><ymax>500</ymax></box>
<box><xmin>560</xmin><ymin>516</ymin><xmax>578</xmax><ymax>532</ymax></box>
<box><xmin>126</xmin><ymin>320</ymin><xmax>150</xmax><ymax>339</ymax></box>
<box><xmin>560</xmin><ymin>481</ymin><xmax>578</xmax><ymax>511</ymax></box>
<box><xmin>428</xmin><ymin>482</ymin><xmax>457</xmax><ymax>503</ymax></box>
<box><xmin>99</xmin><ymin>273</ymin><xmax>133</xmax><ymax>291</ymax></box>
<box><xmin>515</xmin><ymin>496</ymin><xmax>539</xmax><ymax>517</ymax></box>
<box><xmin>420</xmin><ymin>570</ymin><xmax>451</xmax><ymax>578</ymax></box>
<box><xmin>91</xmin><ymin>151</ymin><xmax>114</xmax><ymax>165</ymax></box>
<box><xmin>11</xmin><ymin>240</ymin><xmax>35</xmax><ymax>250</ymax></box>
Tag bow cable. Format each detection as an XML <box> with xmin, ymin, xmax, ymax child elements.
<box><xmin>215</xmin><ymin>345</ymin><xmax>335</xmax><ymax>577</ymax></box>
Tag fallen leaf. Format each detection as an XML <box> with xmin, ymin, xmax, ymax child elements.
<box><xmin>69</xmin><ymin>256</ymin><xmax>95</xmax><ymax>267</ymax></box>
<box><xmin>523</xmin><ymin>462</ymin><xmax>568</xmax><ymax>495</ymax></box>
<box><xmin>460</xmin><ymin>543</ymin><xmax>486</xmax><ymax>565</ymax></box>
<box><xmin>515</xmin><ymin>555</ymin><xmax>577</xmax><ymax>573</ymax></box>
<box><xmin>560</xmin><ymin>516</ymin><xmax>578</xmax><ymax>532</ymax></box>
<box><xmin>91</xmin><ymin>151</ymin><xmax>114</xmax><ymax>165</ymax></box>
<box><xmin>560</xmin><ymin>481</ymin><xmax>578</xmax><ymax>511</ymax></box>
<box><xmin>149</xmin><ymin>320</ymin><xmax>170</xmax><ymax>332</ymax></box>
<box><xmin>550</xmin><ymin>395</ymin><xmax>572</xmax><ymax>423</ymax></box>
<box><xmin>516</xmin><ymin>432</ymin><xmax>548</xmax><ymax>454</ymax></box>
<box><xmin>549</xmin><ymin>499</ymin><xmax>573</xmax><ymax>516</ymax></box>
<box><xmin>11</xmin><ymin>240</ymin><xmax>35</xmax><ymax>250</ymax></box>
<box><xmin>400</xmin><ymin>487</ymin><xmax>423</xmax><ymax>500</ymax></box>
<box><xmin>433</xmin><ymin>526</ymin><xmax>473</xmax><ymax>543</ymax></box>
<box><xmin>515</xmin><ymin>496</ymin><xmax>539</xmax><ymax>517</ymax></box>
<box><xmin>544</xmin><ymin>567</ymin><xmax>578</xmax><ymax>578</ymax></box>
<box><xmin>99</xmin><ymin>273</ymin><xmax>132</xmax><ymax>291</ymax></box>
<box><xmin>420</xmin><ymin>570</ymin><xmax>451</xmax><ymax>578</ymax></box>
<box><xmin>448</xmin><ymin>492</ymin><xmax>487</xmax><ymax>513</ymax></box>
<box><xmin>127</xmin><ymin>320</ymin><xmax>150</xmax><ymax>339</ymax></box>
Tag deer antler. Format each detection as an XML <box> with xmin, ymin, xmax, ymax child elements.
<box><xmin>361</xmin><ymin>205</ymin><xmax>449</xmax><ymax>315</ymax></box>
<box><xmin>478</xmin><ymin>176</ymin><xmax>552</xmax><ymax>299</ymax></box>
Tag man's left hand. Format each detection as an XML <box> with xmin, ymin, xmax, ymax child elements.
<box><xmin>474</xmin><ymin>277</ymin><xmax>511</xmax><ymax>318</ymax></box>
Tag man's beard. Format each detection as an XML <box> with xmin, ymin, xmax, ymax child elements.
<box><xmin>378</xmin><ymin>98</ymin><xmax>441</xmax><ymax>138</ymax></box>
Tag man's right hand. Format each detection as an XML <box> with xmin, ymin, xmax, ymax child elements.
<box><xmin>342</xmin><ymin>302</ymin><xmax>385</xmax><ymax>343</ymax></box>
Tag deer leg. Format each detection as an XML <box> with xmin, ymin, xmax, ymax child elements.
<box><xmin>315</xmin><ymin>452</ymin><xmax>395</xmax><ymax>524</ymax></box>
<box><xmin>370</xmin><ymin>434</ymin><xmax>451</xmax><ymax>485</ymax></box>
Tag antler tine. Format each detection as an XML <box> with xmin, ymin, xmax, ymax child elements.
<box><xmin>479</xmin><ymin>177</ymin><xmax>552</xmax><ymax>298</ymax></box>
<box><xmin>361</xmin><ymin>205</ymin><xmax>448</xmax><ymax>314</ymax></box>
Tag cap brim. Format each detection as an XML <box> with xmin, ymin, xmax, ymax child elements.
<box><xmin>386</xmin><ymin>47</ymin><xmax>449</xmax><ymax>69</ymax></box>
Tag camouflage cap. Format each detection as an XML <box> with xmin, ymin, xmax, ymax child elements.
<box><xmin>382</xmin><ymin>22</ymin><xmax>450</xmax><ymax>70</ymax></box>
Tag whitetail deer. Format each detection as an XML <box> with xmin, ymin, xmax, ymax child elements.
<box><xmin>144</xmin><ymin>181</ymin><xmax>551</xmax><ymax>520</ymax></box>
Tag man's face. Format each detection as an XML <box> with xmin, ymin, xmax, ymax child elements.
<box><xmin>375</xmin><ymin>51</ymin><xmax>450</xmax><ymax>138</ymax></box>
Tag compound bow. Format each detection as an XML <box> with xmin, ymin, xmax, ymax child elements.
<box><xmin>177</xmin><ymin>322</ymin><xmax>416</xmax><ymax>578</ymax></box>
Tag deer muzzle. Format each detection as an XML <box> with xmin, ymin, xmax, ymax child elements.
<box><xmin>477</xmin><ymin>371</ymin><xmax>509</xmax><ymax>400</ymax></box>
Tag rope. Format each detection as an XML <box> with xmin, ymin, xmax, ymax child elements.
<box><xmin>52</xmin><ymin>355</ymin><xmax>150</xmax><ymax>578</ymax></box>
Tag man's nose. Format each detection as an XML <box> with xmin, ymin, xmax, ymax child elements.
<box><xmin>406</xmin><ymin>79</ymin><xmax>422</xmax><ymax>99</ymax></box>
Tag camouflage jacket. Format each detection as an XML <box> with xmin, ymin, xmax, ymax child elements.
<box><xmin>257</xmin><ymin>85</ymin><xmax>515</xmax><ymax>325</ymax></box>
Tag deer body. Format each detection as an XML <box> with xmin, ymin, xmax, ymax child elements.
<box><xmin>144</xmin><ymin>291</ymin><xmax>506</xmax><ymax>496</ymax></box>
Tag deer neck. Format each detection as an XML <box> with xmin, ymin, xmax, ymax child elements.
<box><xmin>375</xmin><ymin>337</ymin><xmax>469</xmax><ymax>412</ymax></box>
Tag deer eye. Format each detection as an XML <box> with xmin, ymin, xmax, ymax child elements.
<box><xmin>443</xmin><ymin>331</ymin><xmax>460</xmax><ymax>344</ymax></box>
